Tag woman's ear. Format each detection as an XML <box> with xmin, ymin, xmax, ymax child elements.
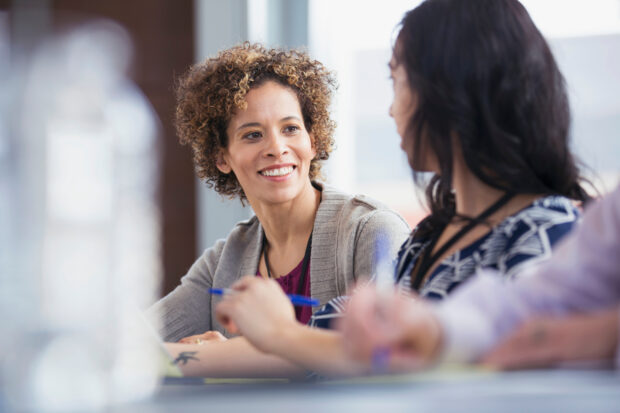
<box><xmin>309</xmin><ymin>132</ymin><xmax>317</xmax><ymax>158</ymax></box>
<box><xmin>215</xmin><ymin>150</ymin><xmax>232</xmax><ymax>174</ymax></box>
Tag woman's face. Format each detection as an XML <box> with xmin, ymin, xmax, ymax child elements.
<box><xmin>218</xmin><ymin>81</ymin><xmax>316</xmax><ymax>206</ymax></box>
<box><xmin>389</xmin><ymin>57</ymin><xmax>437</xmax><ymax>172</ymax></box>
<box><xmin>389</xmin><ymin>57</ymin><xmax>417</xmax><ymax>144</ymax></box>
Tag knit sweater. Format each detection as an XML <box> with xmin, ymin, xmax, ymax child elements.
<box><xmin>147</xmin><ymin>183</ymin><xmax>410</xmax><ymax>342</ymax></box>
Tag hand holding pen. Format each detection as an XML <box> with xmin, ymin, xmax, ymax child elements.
<box><xmin>213</xmin><ymin>276</ymin><xmax>306</xmax><ymax>353</ymax></box>
<box><xmin>338</xmin><ymin>284</ymin><xmax>441</xmax><ymax>373</ymax></box>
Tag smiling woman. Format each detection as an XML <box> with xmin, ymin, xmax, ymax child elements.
<box><xmin>146</xmin><ymin>43</ymin><xmax>410</xmax><ymax>376</ymax></box>
<box><xmin>175</xmin><ymin>43</ymin><xmax>334</xmax><ymax>201</ymax></box>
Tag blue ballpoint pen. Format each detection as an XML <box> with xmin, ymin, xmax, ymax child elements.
<box><xmin>208</xmin><ymin>288</ymin><xmax>319</xmax><ymax>307</ymax></box>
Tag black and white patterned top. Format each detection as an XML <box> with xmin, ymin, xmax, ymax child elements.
<box><xmin>309</xmin><ymin>195</ymin><xmax>580</xmax><ymax>329</ymax></box>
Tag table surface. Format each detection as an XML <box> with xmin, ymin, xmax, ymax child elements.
<box><xmin>105</xmin><ymin>368</ymin><xmax>620</xmax><ymax>413</ymax></box>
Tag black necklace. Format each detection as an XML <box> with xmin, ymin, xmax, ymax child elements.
<box><xmin>411</xmin><ymin>192</ymin><xmax>515</xmax><ymax>291</ymax></box>
<box><xmin>262</xmin><ymin>232</ymin><xmax>313</xmax><ymax>297</ymax></box>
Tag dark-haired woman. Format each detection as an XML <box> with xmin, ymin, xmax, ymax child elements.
<box><xmin>213</xmin><ymin>0</ymin><xmax>590</xmax><ymax>377</ymax></box>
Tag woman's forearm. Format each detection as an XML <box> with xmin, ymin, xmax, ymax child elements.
<box><xmin>268</xmin><ymin>324</ymin><xmax>367</xmax><ymax>377</ymax></box>
<box><xmin>165</xmin><ymin>336</ymin><xmax>307</xmax><ymax>378</ymax></box>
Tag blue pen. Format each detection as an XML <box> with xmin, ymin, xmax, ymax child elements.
<box><xmin>208</xmin><ymin>288</ymin><xmax>319</xmax><ymax>307</ymax></box>
<box><xmin>371</xmin><ymin>347</ymin><xmax>391</xmax><ymax>374</ymax></box>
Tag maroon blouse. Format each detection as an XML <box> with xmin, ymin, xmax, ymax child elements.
<box><xmin>256</xmin><ymin>258</ymin><xmax>312</xmax><ymax>325</ymax></box>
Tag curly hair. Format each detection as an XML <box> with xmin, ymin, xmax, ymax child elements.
<box><xmin>175</xmin><ymin>42</ymin><xmax>337</xmax><ymax>200</ymax></box>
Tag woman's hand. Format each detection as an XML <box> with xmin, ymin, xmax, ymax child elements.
<box><xmin>481</xmin><ymin>308</ymin><xmax>620</xmax><ymax>369</ymax></box>
<box><xmin>178</xmin><ymin>330</ymin><xmax>228</xmax><ymax>345</ymax></box>
<box><xmin>338</xmin><ymin>284</ymin><xmax>443</xmax><ymax>373</ymax></box>
<box><xmin>215</xmin><ymin>276</ymin><xmax>298</xmax><ymax>353</ymax></box>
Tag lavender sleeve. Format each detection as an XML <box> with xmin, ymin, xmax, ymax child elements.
<box><xmin>434</xmin><ymin>185</ymin><xmax>620</xmax><ymax>364</ymax></box>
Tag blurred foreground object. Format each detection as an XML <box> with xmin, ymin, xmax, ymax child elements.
<box><xmin>0</xmin><ymin>19</ymin><xmax>162</xmax><ymax>411</ymax></box>
<box><xmin>481</xmin><ymin>308</ymin><xmax>620</xmax><ymax>369</ymax></box>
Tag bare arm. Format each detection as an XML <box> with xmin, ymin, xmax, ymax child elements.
<box><xmin>265</xmin><ymin>322</ymin><xmax>367</xmax><ymax>377</ymax></box>
<box><xmin>165</xmin><ymin>336</ymin><xmax>307</xmax><ymax>378</ymax></box>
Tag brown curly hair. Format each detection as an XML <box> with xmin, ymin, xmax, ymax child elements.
<box><xmin>175</xmin><ymin>42</ymin><xmax>337</xmax><ymax>200</ymax></box>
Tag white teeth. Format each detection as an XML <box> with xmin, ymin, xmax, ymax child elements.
<box><xmin>261</xmin><ymin>166</ymin><xmax>294</xmax><ymax>177</ymax></box>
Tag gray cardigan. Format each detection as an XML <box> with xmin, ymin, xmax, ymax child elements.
<box><xmin>148</xmin><ymin>184</ymin><xmax>410</xmax><ymax>342</ymax></box>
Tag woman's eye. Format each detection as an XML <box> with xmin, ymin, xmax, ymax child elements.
<box><xmin>243</xmin><ymin>131</ymin><xmax>262</xmax><ymax>140</ymax></box>
<box><xmin>283</xmin><ymin>125</ymin><xmax>300</xmax><ymax>134</ymax></box>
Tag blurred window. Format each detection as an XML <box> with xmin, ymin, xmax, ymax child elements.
<box><xmin>309</xmin><ymin>0</ymin><xmax>620</xmax><ymax>227</ymax></box>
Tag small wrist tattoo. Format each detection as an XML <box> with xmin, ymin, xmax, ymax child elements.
<box><xmin>172</xmin><ymin>351</ymin><xmax>200</xmax><ymax>365</ymax></box>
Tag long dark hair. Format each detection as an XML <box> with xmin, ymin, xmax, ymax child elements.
<box><xmin>394</xmin><ymin>0</ymin><xmax>590</xmax><ymax>230</ymax></box>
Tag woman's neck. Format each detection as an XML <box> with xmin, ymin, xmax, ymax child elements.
<box><xmin>451</xmin><ymin>148</ymin><xmax>539</xmax><ymax>221</ymax></box>
<box><xmin>251</xmin><ymin>181</ymin><xmax>321</xmax><ymax>250</ymax></box>
<box><xmin>452</xmin><ymin>166</ymin><xmax>505</xmax><ymax>218</ymax></box>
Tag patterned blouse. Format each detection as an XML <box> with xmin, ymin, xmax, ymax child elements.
<box><xmin>309</xmin><ymin>195</ymin><xmax>580</xmax><ymax>329</ymax></box>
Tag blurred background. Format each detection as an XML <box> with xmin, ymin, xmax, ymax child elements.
<box><xmin>0</xmin><ymin>0</ymin><xmax>619</xmax><ymax>410</ymax></box>
<box><xmin>1</xmin><ymin>0</ymin><xmax>619</xmax><ymax>310</ymax></box>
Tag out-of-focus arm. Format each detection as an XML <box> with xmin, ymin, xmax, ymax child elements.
<box><xmin>480</xmin><ymin>306</ymin><xmax>619</xmax><ymax>369</ymax></box>
<box><xmin>435</xmin><ymin>185</ymin><xmax>620</xmax><ymax>363</ymax></box>
<box><xmin>165</xmin><ymin>336</ymin><xmax>307</xmax><ymax>378</ymax></box>
<box><xmin>616</xmin><ymin>307</ymin><xmax>620</xmax><ymax>369</ymax></box>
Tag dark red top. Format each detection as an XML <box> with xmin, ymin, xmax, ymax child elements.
<box><xmin>257</xmin><ymin>258</ymin><xmax>312</xmax><ymax>325</ymax></box>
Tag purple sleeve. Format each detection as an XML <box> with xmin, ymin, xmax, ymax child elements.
<box><xmin>434</xmin><ymin>185</ymin><xmax>620</xmax><ymax>363</ymax></box>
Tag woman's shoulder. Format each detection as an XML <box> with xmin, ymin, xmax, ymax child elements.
<box><xmin>318</xmin><ymin>182</ymin><xmax>409</xmax><ymax>223</ymax></box>
<box><xmin>319</xmin><ymin>182</ymin><xmax>390</xmax><ymax>210</ymax></box>
<box><xmin>496</xmin><ymin>194</ymin><xmax>580</xmax><ymax>239</ymax></box>
<box><xmin>482</xmin><ymin>194</ymin><xmax>580</xmax><ymax>275</ymax></box>
<box><xmin>521</xmin><ymin>194</ymin><xmax>579</xmax><ymax>216</ymax></box>
<box><xmin>196</xmin><ymin>215</ymin><xmax>261</xmax><ymax>263</ymax></box>
<box><xmin>315</xmin><ymin>183</ymin><xmax>411</xmax><ymax>250</ymax></box>
<box><xmin>485</xmin><ymin>195</ymin><xmax>581</xmax><ymax>255</ymax></box>
<box><xmin>220</xmin><ymin>214</ymin><xmax>261</xmax><ymax>243</ymax></box>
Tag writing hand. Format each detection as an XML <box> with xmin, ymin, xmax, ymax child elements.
<box><xmin>338</xmin><ymin>284</ymin><xmax>442</xmax><ymax>373</ymax></box>
<box><xmin>215</xmin><ymin>276</ymin><xmax>298</xmax><ymax>353</ymax></box>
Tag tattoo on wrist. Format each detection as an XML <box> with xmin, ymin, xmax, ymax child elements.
<box><xmin>172</xmin><ymin>351</ymin><xmax>199</xmax><ymax>365</ymax></box>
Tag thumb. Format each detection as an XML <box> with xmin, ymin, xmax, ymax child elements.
<box><xmin>215</xmin><ymin>301</ymin><xmax>239</xmax><ymax>334</ymax></box>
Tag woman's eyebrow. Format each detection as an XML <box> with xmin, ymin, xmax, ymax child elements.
<box><xmin>280</xmin><ymin>116</ymin><xmax>302</xmax><ymax>122</ymax></box>
<box><xmin>236</xmin><ymin>122</ymin><xmax>261</xmax><ymax>132</ymax></box>
<box><xmin>235</xmin><ymin>116</ymin><xmax>302</xmax><ymax>132</ymax></box>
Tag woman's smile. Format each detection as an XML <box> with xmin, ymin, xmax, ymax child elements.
<box><xmin>258</xmin><ymin>164</ymin><xmax>296</xmax><ymax>179</ymax></box>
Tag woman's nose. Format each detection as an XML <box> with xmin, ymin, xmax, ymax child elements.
<box><xmin>388</xmin><ymin>104</ymin><xmax>394</xmax><ymax>118</ymax></box>
<box><xmin>264</xmin><ymin>132</ymin><xmax>288</xmax><ymax>157</ymax></box>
